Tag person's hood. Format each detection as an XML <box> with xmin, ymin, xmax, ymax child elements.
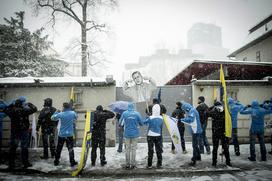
<box><xmin>228</xmin><ymin>97</ymin><xmax>234</xmax><ymax>105</ymax></box>
<box><xmin>0</xmin><ymin>101</ymin><xmax>6</xmax><ymax>109</ymax></box>
<box><xmin>251</xmin><ymin>100</ymin><xmax>259</xmax><ymax>109</ymax></box>
<box><xmin>181</xmin><ymin>101</ymin><xmax>192</xmax><ymax>112</ymax></box>
<box><xmin>44</xmin><ymin>98</ymin><xmax>52</xmax><ymax>107</ymax></box>
<box><xmin>214</xmin><ymin>101</ymin><xmax>224</xmax><ymax>112</ymax></box>
<box><xmin>152</xmin><ymin>104</ymin><xmax>161</xmax><ymax>117</ymax></box>
<box><xmin>18</xmin><ymin>96</ymin><xmax>26</xmax><ymax>103</ymax></box>
<box><xmin>127</xmin><ymin>102</ymin><xmax>135</xmax><ymax>111</ymax></box>
<box><xmin>96</xmin><ymin>105</ymin><xmax>103</xmax><ymax>111</ymax></box>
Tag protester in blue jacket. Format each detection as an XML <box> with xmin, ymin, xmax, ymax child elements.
<box><xmin>228</xmin><ymin>98</ymin><xmax>244</xmax><ymax>156</ymax></box>
<box><xmin>0</xmin><ymin>101</ymin><xmax>7</xmax><ymax>163</ymax></box>
<box><xmin>143</xmin><ymin>104</ymin><xmax>163</xmax><ymax>168</ymax></box>
<box><xmin>240</xmin><ymin>100</ymin><xmax>272</xmax><ymax>161</ymax></box>
<box><xmin>180</xmin><ymin>101</ymin><xmax>202</xmax><ymax>166</ymax></box>
<box><xmin>120</xmin><ymin>103</ymin><xmax>143</xmax><ymax>169</ymax></box>
<box><xmin>51</xmin><ymin>102</ymin><xmax>77</xmax><ymax>167</ymax></box>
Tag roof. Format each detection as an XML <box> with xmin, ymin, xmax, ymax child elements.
<box><xmin>193</xmin><ymin>79</ymin><xmax>272</xmax><ymax>86</ymax></box>
<box><xmin>228</xmin><ymin>29</ymin><xmax>272</xmax><ymax>57</ymax></box>
<box><xmin>0</xmin><ymin>77</ymin><xmax>115</xmax><ymax>88</ymax></box>
<box><xmin>249</xmin><ymin>14</ymin><xmax>272</xmax><ymax>33</ymax></box>
<box><xmin>166</xmin><ymin>59</ymin><xmax>272</xmax><ymax>85</ymax></box>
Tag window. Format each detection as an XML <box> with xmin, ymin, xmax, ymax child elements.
<box><xmin>256</xmin><ymin>51</ymin><xmax>261</xmax><ymax>62</ymax></box>
<box><xmin>243</xmin><ymin>57</ymin><xmax>247</xmax><ymax>61</ymax></box>
<box><xmin>73</xmin><ymin>89</ymin><xmax>83</xmax><ymax>105</ymax></box>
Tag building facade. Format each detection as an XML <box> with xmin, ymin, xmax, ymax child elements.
<box><xmin>228</xmin><ymin>14</ymin><xmax>272</xmax><ymax>62</ymax></box>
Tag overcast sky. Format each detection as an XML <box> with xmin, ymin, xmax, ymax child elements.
<box><xmin>1</xmin><ymin>0</ymin><xmax>272</xmax><ymax>79</ymax></box>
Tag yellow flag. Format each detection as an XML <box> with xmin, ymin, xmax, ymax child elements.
<box><xmin>70</xmin><ymin>87</ymin><xmax>75</xmax><ymax>102</ymax></box>
<box><xmin>220</xmin><ymin>64</ymin><xmax>232</xmax><ymax>138</ymax></box>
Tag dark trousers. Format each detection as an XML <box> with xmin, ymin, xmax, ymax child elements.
<box><xmin>172</xmin><ymin>125</ymin><xmax>186</xmax><ymax>151</ymax></box>
<box><xmin>9</xmin><ymin>130</ymin><xmax>30</xmax><ymax>167</ymax></box>
<box><xmin>232</xmin><ymin>128</ymin><xmax>240</xmax><ymax>154</ymax></box>
<box><xmin>91</xmin><ymin>134</ymin><xmax>106</xmax><ymax>163</ymax></box>
<box><xmin>192</xmin><ymin>133</ymin><xmax>201</xmax><ymax>162</ymax></box>
<box><xmin>42</xmin><ymin>130</ymin><xmax>56</xmax><ymax>158</ymax></box>
<box><xmin>200</xmin><ymin>123</ymin><xmax>210</xmax><ymax>153</ymax></box>
<box><xmin>117</xmin><ymin>126</ymin><xmax>124</xmax><ymax>152</ymax></box>
<box><xmin>147</xmin><ymin>136</ymin><xmax>162</xmax><ymax>167</ymax></box>
<box><xmin>55</xmin><ymin>136</ymin><xmax>76</xmax><ymax>165</ymax></box>
<box><xmin>212</xmin><ymin>133</ymin><xmax>230</xmax><ymax>164</ymax></box>
<box><xmin>249</xmin><ymin>132</ymin><xmax>266</xmax><ymax>160</ymax></box>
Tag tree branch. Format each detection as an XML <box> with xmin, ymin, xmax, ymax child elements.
<box><xmin>37</xmin><ymin>0</ymin><xmax>83</xmax><ymax>26</ymax></box>
<box><xmin>86</xmin><ymin>20</ymin><xmax>106</xmax><ymax>31</ymax></box>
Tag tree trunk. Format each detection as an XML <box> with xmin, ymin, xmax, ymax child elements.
<box><xmin>81</xmin><ymin>2</ymin><xmax>87</xmax><ymax>76</ymax></box>
<box><xmin>81</xmin><ymin>26</ymin><xmax>87</xmax><ymax>76</ymax></box>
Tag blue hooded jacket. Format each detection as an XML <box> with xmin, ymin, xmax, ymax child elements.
<box><xmin>120</xmin><ymin>103</ymin><xmax>143</xmax><ymax>138</ymax></box>
<box><xmin>228</xmin><ymin>98</ymin><xmax>244</xmax><ymax>129</ymax></box>
<box><xmin>51</xmin><ymin>108</ymin><xmax>77</xmax><ymax>137</ymax></box>
<box><xmin>180</xmin><ymin>101</ymin><xmax>202</xmax><ymax>134</ymax></box>
<box><xmin>143</xmin><ymin>104</ymin><xmax>163</xmax><ymax>136</ymax></box>
<box><xmin>240</xmin><ymin>100</ymin><xmax>272</xmax><ymax>134</ymax></box>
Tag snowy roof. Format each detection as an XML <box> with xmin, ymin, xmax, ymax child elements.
<box><xmin>166</xmin><ymin>59</ymin><xmax>272</xmax><ymax>85</ymax></box>
<box><xmin>228</xmin><ymin>14</ymin><xmax>272</xmax><ymax>57</ymax></box>
<box><xmin>0</xmin><ymin>76</ymin><xmax>115</xmax><ymax>88</ymax></box>
<box><xmin>193</xmin><ymin>79</ymin><xmax>272</xmax><ymax>86</ymax></box>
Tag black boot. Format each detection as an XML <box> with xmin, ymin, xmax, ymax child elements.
<box><xmin>212</xmin><ymin>160</ymin><xmax>217</xmax><ymax>167</ymax></box>
<box><xmin>189</xmin><ymin>160</ymin><xmax>196</xmax><ymax>166</ymax></box>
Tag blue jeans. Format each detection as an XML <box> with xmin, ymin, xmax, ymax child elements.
<box><xmin>192</xmin><ymin>133</ymin><xmax>201</xmax><ymax>162</ymax></box>
<box><xmin>249</xmin><ymin>132</ymin><xmax>266</xmax><ymax>160</ymax></box>
<box><xmin>199</xmin><ymin>123</ymin><xmax>210</xmax><ymax>153</ymax></box>
<box><xmin>117</xmin><ymin>126</ymin><xmax>124</xmax><ymax>152</ymax></box>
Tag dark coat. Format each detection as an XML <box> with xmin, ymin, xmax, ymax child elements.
<box><xmin>4</xmin><ymin>102</ymin><xmax>37</xmax><ymax>132</ymax></box>
<box><xmin>37</xmin><ymin>106</ymin><xmax>57</xmax><ymax>133</ymax></box>
<box><xmin>171</xmin><ymin>107</ymin><xmax>185</xmax><ymax>128</ymax></box>
<box><xmin>93</xmin><ymin>110</ymin><xmax>115</xmax><ymax>136</ymax></box>
<box><xmin>196</xmin><ymin>102</ymin><xmax>209</xmax><ymax>125</ymax></box>
<box><xmin>207</xmin><ymin>105</ymin><xmax>225</xmax><ymax>136</ymax></box>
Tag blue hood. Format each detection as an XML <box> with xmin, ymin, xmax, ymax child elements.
<box><xmin>228</xmin><ymin>97</ymin><xmax>234</xmax><ymax>105</ymax></box>
<box><xmin>128</xmin><ymin>103</ymin><xmax>135</xmax><ymax>111</ymax></box>
<box><xmin>251</xmin><ymin>100</ymin><xmax>259</xmax><ymax>109</ymax></box>
<box><xmin>181</xmin><ymin>101</ymin><xmax>192</xmax><ymax>112</ymax></box>
<box><xmin>18</xmin><ymin>96</ymin><xmax>26</xmax><ymax>103</ymax></box>
<box><xmin>0</xmin><ymin>102</ymin><xmax>6</xmax><ymax>109</ymax></box>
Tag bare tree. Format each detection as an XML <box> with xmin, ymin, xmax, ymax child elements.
<box><xmin>26</xmin><ymin>0</ymin><xmax>117</xmax><ymax>76</ymax></box>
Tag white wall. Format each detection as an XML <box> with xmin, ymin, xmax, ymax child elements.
<box><xmin>1</xmin><ymin>85</ymin><xmax>116</xmax><ymax>147</ymax></box>
<box><xmin>235</xmin><ymin>36</ymin><xmax>272</xmax><ymax>62</ymax></box>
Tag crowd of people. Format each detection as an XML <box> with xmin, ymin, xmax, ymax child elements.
<box><xmin>0</xmin><ymin>95</ymin><xmax>272</xmax><ymax>171</ymax></box>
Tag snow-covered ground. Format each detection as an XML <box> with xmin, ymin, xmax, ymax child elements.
<box><xmin>1</xmin><ymin>142</ymin><xmax>272</xmax><ymax>180</ymax></box>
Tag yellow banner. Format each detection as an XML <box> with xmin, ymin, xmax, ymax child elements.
<box><xmin>220</xmin><ymin>64</ymin><xmax>232</xmax><ymax>138</ymax></box>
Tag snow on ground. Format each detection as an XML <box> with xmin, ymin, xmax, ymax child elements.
<box><xmin>1</xmin><ymin>142</ymin><xmax>272</xmax><ymax>180</ymax></box>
